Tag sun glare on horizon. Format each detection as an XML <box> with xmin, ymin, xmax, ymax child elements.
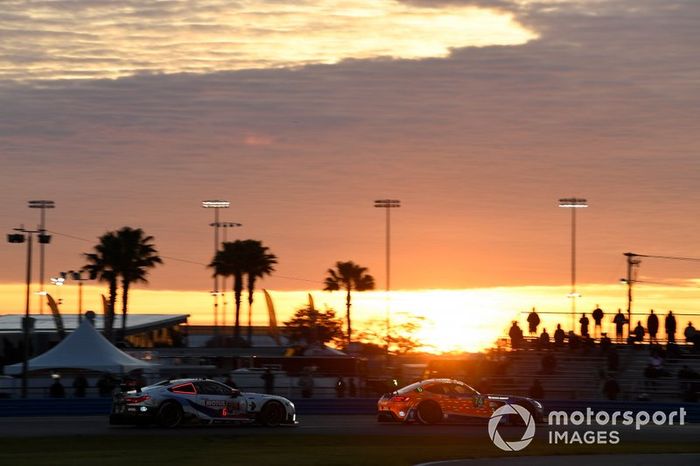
<box><xmin>2</xmin><ymin>284</ymin><xmax>699</xmax><ymax>354</ymax></box>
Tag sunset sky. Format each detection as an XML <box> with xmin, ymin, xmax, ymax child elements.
<box><xmin>1</xmin><ymin>0</ymin><xmax>699</xmax><ymax>351</ymax></box>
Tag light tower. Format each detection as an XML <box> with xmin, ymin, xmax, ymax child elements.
<box><xmin>558</xmin><ymin>197</ymin><xmax>588</xmax><ymax>331</ymax></box>
<box><xmin>374</xmin><ymin>199</ymin><xmax>401</xmax><ymax>350</ymax></box>
<box><xmin>212</xmin><ymin>221</ymin><xmax>242</xmax><ymax>327</ymax></box>
<box><xmin>202</xmin><ymin>200</ymin><xmax>230</xmax><ymax>333</ymax></box>
<box><xmin>28</xmin><ymin>200</ymin><xmax>55</xmax><ymax>314</ymax></box>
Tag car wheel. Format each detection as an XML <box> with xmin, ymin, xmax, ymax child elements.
<box><xmin>416</xmin><ymin>401</ymin><xmax>443</xmax><ymax>425</ymax></box>
<box><xmin>258</xmin><ymin>401</ymin><xmax>285</xmax><ymax>427</ymax></box>
<box><xmin>157</xmin><ymin>401</ymin><xmax>183</xmax><ymax>428</ymax></box>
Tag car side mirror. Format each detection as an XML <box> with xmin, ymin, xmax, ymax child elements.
<box><xmin>231</xmin><ymin>390</ymin><xmax>241</xmax><ymax>398</ymax></box>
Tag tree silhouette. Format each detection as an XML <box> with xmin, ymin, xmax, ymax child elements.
<box><xmin>115</xmin><ymin>227</ymin><xmax>163</xmax><ymax>339</ymax></box>
<box><xmin>283</xmin><ymin>305</ymin><xmax>344</xmax><ymax>347</ymax></box>
<box><xmin>83</xmin><ymin>232</ymin><xmax>120</xmax><ymax>341</ymax></box>
<box><xmin>238</xmin><ymin>240</ymin><xmax>277</xmax><ymax>345</ymax></box>
<box><xmin>210</xmin><ymin>241</ymin><xmax>246</xmax><ymax>345</ymax></box>
<box><xmin>323</xmin><ymin>261</ymin><xmax>375</xmax><ymax>345</ymax></box>
<box><xmin>84</xmin><ymin>228</ymin><xmax>162</xmax><ymax>342</ymax></box>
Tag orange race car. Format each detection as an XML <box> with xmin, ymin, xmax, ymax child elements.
<box><xmin>377</xmin><ymin>378</ymin><xmax>543</xmax><ymax>424</ymax></box>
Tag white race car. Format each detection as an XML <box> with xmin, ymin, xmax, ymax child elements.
<box><xmin>110</xmin><ymin>378</ymin><xmax>297</xmax><ymax>428</ymax></box>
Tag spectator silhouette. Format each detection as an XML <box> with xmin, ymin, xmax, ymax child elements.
<box><xmin>592</xmin><ymin>305</ymin><xmax>604</xmax><ymax>338</ymax></box>
<box><xmin>553</xmin><ymin>324</ymin><xmax>565</xmax><ymax>347</ymax></box>
<box><xmin>613</xmin><ymin>309</ymin><xmax>627</xmax><ymax>343</ymax></box>
<box><xmin>49</xmin><ymin>377</ymin><xmax>65</xmax><ymax>398</ymax></box>
<box><xmin>335</xmin><ymin>377</ymin><xmax>346</xmax><ymax>398</ymax></box>
<box><xmin>684</xmin><ymin>322</ymin><xmax>698</xmax><ymax>346</ymax></box>
<box><xmin>633</xmin><ymin>321</ymin><xmax>645</xmax><ymax>343</ymax></box>
<box><xmin>72</xmin><ymin>375</ymin><xmax>88</xmax><ymax>398</ymax></box>
<box><xmin>647</xmin><ymin>310</ymin><xmax>659</xmax><ymax>344</ymax></box>
<box><xmin>579</xmin><ymin>313</ymin><xmax>590</xmax><ymax>337</ymax></box>
<box><xmin>508</xmin><ymin>321</ymin><xmax>524</xmax><ymax>349</ymax></box>
<box><xmin>539</xmin><ymin>328</ymin><xmax>550</xmax><ymax>348</ymax></box>
<box><xmin>665</xmin><ymin>311</ymin><xmax>677</xmax><ymax>343</ymax></box>
<box><xmin>568</xmin><ymin>331</ymin><xmax>580</xmax><ymax>350</ymax></box>
<box><xmin>527</xmin><ymin>308</ymin><xmax>540</xmax><ymax>336</ymax></box>
<box><xmin>97</xmin><ymin>373</ymin><xmax>116</xmax><ymax>397</ymax></box>
<box><xmin>529</xmin><ymin>379</ymin><xmax>544</xmax><ymax>399</ymax></box>
<box><xmin>600</xmin><ymin>333</ymin><xmax>612</xmax><ymax>353</ymax></box>
<box><xmin>262</xmin><ymin>368</ymin><xmax>275</xmax><ymax>394</ymax></box>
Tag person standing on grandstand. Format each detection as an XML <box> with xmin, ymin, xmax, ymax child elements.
<box><xmin>509</xmin><ymin>321</ymin><xmax>524</xmax><ymax>349</ymax></box>
<box><xmin>647</xmin><ymin>309</ymin><xmax>659</xmax><ymax>344</ymax></box>
<box><xmin>579</xmin><ymin>313</ymin><xmax>590</xmax><ymax>337</ymax></box>
<box><xmin>527</xmin><ymin>308</ymin><xmax>540</xmax><ymax>336</ymax></box>
<box><xmin>633</xmin><ymin>321</ymin><xmax>645</xmax><ymax>343</ymax></box>
<box><xmin>613</xmin><ymin>309</ymin><xmax>627</xmax><ymax>343</ymax></box>
<box><xmin>684</xmin><ymin>322</ymin><xmax>696</xmax><ymax>344</ymax></box>
<box><xmin>592</xmin><ymin>305</ymin><xmax>604</xmax><ymax>338</ymax></box>
<box><xmin>665</xmin><ymin>311</ymin><xmax>677</xmax><ymax>343</ymax></box>
<box><xmin>553</xmin><ymin>324</ymin><xmax>566</xmax><ymax>347</ymax></box>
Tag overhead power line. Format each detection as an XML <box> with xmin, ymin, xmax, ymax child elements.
<box><xmin>47</xmin><ymin>229</ymin><xmax>319</xmax><ymax>284</ymax></box>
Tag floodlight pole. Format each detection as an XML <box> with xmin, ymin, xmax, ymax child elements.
<box><xmin>558</xmin><ymin>198</ymin><xmax>588</xmax><ymax>331</ymax></box>
<box><xmin>374</xmin><ymin>199</ymin><xmax>401</xmax><ymax>352</ymax></box>
<box><xmin>202</xmin><ymin>200</ymin><xmax>230</xmax><ymax>336</ymax></box>
<box><xmin>213</xmin><ymin>222</ymin><xmax>242</xmax><ymax>328</ymax></box>
<box><xmin>28</xmin><ymin>200</ymin><xmax>55</xmax><ymax>315</ymax></box>
<box><xmin>7</xmin><ymin>226</ymin><xmax>40</xmax><ymax>398</ymax></box>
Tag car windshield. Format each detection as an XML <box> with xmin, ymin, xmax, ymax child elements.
<box><xmin>397</xmin><ymin>381</ymin><xmax>425</xmax><ymax>394</ymax></box>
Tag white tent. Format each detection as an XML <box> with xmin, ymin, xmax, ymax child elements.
<box><xmin>3</xmin><ymin>319</ymin><xmax>154</xmax><ymax>375</ymax></box>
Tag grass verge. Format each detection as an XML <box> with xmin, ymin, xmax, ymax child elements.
<box><xmin>0</xmin><ymin>435</ymin><xmax>698</xmax><ymax>466</ymax></box>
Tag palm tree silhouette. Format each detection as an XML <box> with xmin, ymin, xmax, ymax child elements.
<box><xmin>83</xmin><ymin>232</ymin><xmax>121</xmax><ymax>341</ymax></box>
<box><xmin>239</xmin><ymin>240</ymin><xmax>277</xmax><ymax>345</ymax></box>
<box><xmin>323</xmin><ymin>261</ymin><xmax>375</xmax><ymax>345</ymax></box>
<box><xmin>84</xmin><ymin>228</ymin><xmax>162</xmax><ymax>342</ymax></box>
<box><xmin>115</xmin><ymin>227</ymin><xmax>163</xmax><ymax>340</ymax></box>
<box><xmin>210</xmin><ymin>241</ymin><xmax>246</xmax><ymax>345</ymax></box>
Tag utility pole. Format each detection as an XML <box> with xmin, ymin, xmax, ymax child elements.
<box><xmin>623</xmin><ymin>252</ymin><xmax>641</xmax><ymax>338</ymax></box>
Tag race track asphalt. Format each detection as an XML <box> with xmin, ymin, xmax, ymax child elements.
<box><xmin>0</xmin><ymin>414</ymin><xmax>698</xmax><ymax>442</ymax></box>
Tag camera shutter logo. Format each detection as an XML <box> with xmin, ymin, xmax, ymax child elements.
<box><xmin>488</xmin><ymin>404</ymin><xmax>536</xmax><ymax>451</ymax></box>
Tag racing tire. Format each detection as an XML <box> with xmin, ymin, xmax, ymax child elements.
<box><xmin>258</xmin><ymin>401</ymin><xmax>285</xmax><ymax>427</ymax></box>
<box><xmin>416</xmin><ymin>401</ymin><xmax>443</xmax><ymax>425</ymax></box>
<box><xmin>157</xmin><ymin>401</ymin><xmax>184</xmax><ymax>428</ymax></box>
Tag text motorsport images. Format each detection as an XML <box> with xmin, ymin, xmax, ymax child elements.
<box><xmin>488</xmin><ymin>404</ymin><xmax>688</xmax><ymax>452</ymax></box>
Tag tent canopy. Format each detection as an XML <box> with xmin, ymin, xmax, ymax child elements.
<box><xmin>3</xmin><ymin>319</ymin><xmax>154</xmax><ymax>375</ymax></box>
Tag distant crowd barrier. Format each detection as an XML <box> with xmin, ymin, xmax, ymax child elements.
<box><xmin>0</xmin><ymin>398</ymin><xmax>698</xmax><ymax>421</ymax></box>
